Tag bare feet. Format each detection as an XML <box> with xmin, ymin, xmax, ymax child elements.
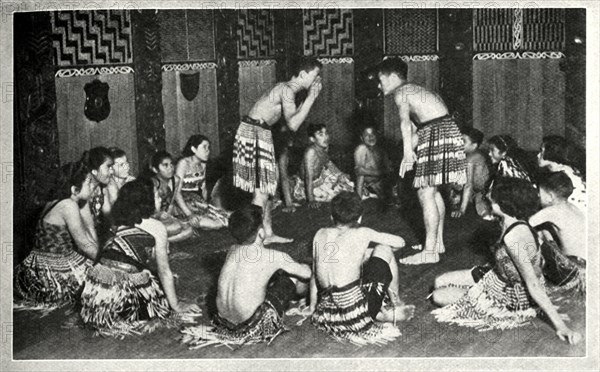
<box><xmin>398</xmin><ymin>251</ymin><xmax>440</xmax><ymax>265</ymax></box>
<box><xmin>378</xmin><ymin>304</ymin><xmax>416</xmax><ymax>323</ymax></box>
<box><xmin>264</xmin><ymin>234</ymin><xmax>294</xmax><ymax>245</ymax></box>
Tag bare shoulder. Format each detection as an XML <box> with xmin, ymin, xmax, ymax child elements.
<box><xmin>355</xmin><ymin>143</ymin><xmax>368</xmax><ymax>155</ymax></box>
<box><xmin>138</xmin><ymin>217</ymin><xmax>168</xmax><ymax>238</ymax></box>
<box><xmin>504</xmin><ymin>224</ymin><xmax>534</xmax><ymax>246</ymax></box>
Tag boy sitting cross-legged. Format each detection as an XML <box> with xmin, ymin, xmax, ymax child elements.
<box><xmin>181</xmin><ymin>205</ymin><xmax>311</xmax><ymax>348</ymax></box>
<box><xmin>308</xmin><ymin>191</ymin><xmax>415</xmax><ymax>345</ymax></box>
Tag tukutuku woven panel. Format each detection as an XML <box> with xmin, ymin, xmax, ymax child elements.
<box><xmin>384</xmin><ymin>9</ymin><xmax>437</xmax><ymax>55</ymax></box>
<box><xmin>303</xmin><ymin>9</ymin><xmax>354</xmax><ymax>56</ymax></box>
<box><xmin>51</xmin><ymin>10</ymin><xmax>132</xmax><ymax>66</ymax></box>
<box><xmin>237</xmin><ymin>9</ymin><xmax>275</xmax><ymax>59</ymax></box>
<box><xmin>522</xmin><ymin>8</ymin><xmax>565</xmax><ymax>51</ymax></box>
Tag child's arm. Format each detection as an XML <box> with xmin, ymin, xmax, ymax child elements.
<box><xmin>504</xmin><ymin>226</ymin><xmax>581</xmax><ymax>344</ymax></box>
<box><xmin>101</xmin><ymin>187</ymin><xmax>113</xmax><ymax>216</ymax></box>
<box><xmin>361</xmin><ymin>227</ymin><xmax>406</xmax><ymax>251</ymax></box>
<box><xmin>455</xmin><ymin>161</ymin><xmax>475</xmax><ymax>217</ymax></box>
<box><xmin>282</xmin><ymin>78</ymin><xmax>322</xmax><ymax>132</ymax></box>
<box><xmin>278</xmin><ymin>149</ymin><xmax>295</xmax><ymax>211</ymax></box>
<box><xmin>309</xmin><ymin>236</ymin><xmax>320</xmax><ymax>313</ymax></box>
<box><xmin>79</xmin><ymin>200</ymin><xmax>98</xmax><ymax>244</ymax></box>
<box><xmin>166</xmin><ymin>176</ymin><xmax>179</xmax><ymax>215</ymax></box>
<box><xmin>62</xmin><ymin>201</ymin><xmax>99</xmax><ymax>260</ymax></box>
<box><xmin>529</xmin><ymin>206</ymin><xmax>555</xmax><ymax>228</ymax></box>
<box><xmin>396</xmin><ymin>90</ymin><xmax>416</xmax><ymax>178</ymax></box>
<box><xmin>174</xmin><ymin>160</ymin><xmax>193</xmax><ymax>217</ymax></box>
<box><xmin>304</xmin><ymin>148</ymin><xmax>319</xmax><ymax>208</ymax></box>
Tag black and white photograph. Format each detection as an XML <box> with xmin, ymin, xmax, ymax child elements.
<box><xmin>1</xmin><ymin>1</ymin><xmax>598</xmax><ymax>370</ymax></box>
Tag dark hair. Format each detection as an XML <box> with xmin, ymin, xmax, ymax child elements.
<box><xmin>307</xmin><ymin>123</ymin><xmax>327</xmax><ymax>138</ymax></box>
<box><xmin>182</xmin><ymin>135</ymin><xmax>210</xmax><ymax>157</ymax></box>
<box><xmin>541</xmin><ymin>135</ymin><xmax>585</xmax><ymax>176</ymax></box>
<box><xmin>289</xmin><ymin>56</ymin><xmax>323</xmax><ymax>80</ymax></box>
<box><xmin>488</xmin><ymin>134</ymin><xmax>536</xmax><ymax>176</ymax></box>
<box><xmin>537</xmin><ymin>171</ymin><xmax>574</xmax><ymax>199</ymax></box>
<box><xmin>376</xmin><ymin>58</ymin><xmax>408</xmax><ymax>80</ymax></box>
<box><xmin>111</xmin><ymin>178</ymin><xmax>156</xmax><ymax>226</ymax></box>
<box><xmin>108</xmin><ymin>147</ymin><xmax>126</xmax><ymax>160</ymax></box>
<box><xmin>462</xmin><ymin>127</ymin><xmax>484</xmax><ymax>147</ymax></box>
<box><xmin>331</xmin><ymin>191</ymin><xmax>364</xmax><ymax>225</ymax></box>
<box><xmin>490</xmin><ymin>177</ymin><xmax>540</xmax><ymax>220</ymax></box>
<box><xmin>151</xmin><ymin>150</ymin><xmax>173</xmax><ymax>170</ymax></box>
<box><xmin>53</xmin><ymin>161</ymin><xmax>90</xmax><ymax>200</ymax></box>
<box><xmin>228</xmin><ymin>204</ymin><xmax>263</xmax><ymax>244</ymax></box>
<box><xmin>81</xmin><ymin>147</ymin><xmax>112</xmax><ymax>170</ymax></box>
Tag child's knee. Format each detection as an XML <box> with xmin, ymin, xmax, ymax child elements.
<box><xmin>433</xmin><ymin>274</ymin><xmax>447</xmax><ymax>289</ymax></box>
<box><xmin>372</xmin><ymin>244</ymin><xmax>393</xmax><ymax>262</ymax></box>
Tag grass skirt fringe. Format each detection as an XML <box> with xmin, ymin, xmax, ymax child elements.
<box><xmin>13</xmin><ymin>249</ymin><xmax>91</xmax><ymax>313</ymax></box>
<box><xmin>80</xmin><ymin>264</ymin><xmax>172</xmax><ymax>338</ymax></box>
<box><xmin>413</xmin><ymin>116</ymin><xmax>466</xmax><ymax>188</ymax></box>
<box><xmin>232</xmin><ymin>121</ymin><xmax>278</xmax><ymax>196</ymax></box>
<box><xmin>181</xmin><ymin>302</ymin><xmax>286</xmax><ymax>349</ymax></box>
<box><xmin>432</xmin><ymin>270</ymin><xmax>542</xmax><ymax>331</ymax></box>
<box><xmin>311</xmin><ymin>283</ymin><xmax>401</xmax><ymax>346</ymax></box>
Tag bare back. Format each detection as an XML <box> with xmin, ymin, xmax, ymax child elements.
<box><xmin>396</xmin><ymin>83</ymin><xmax>448</xmax><ymax>124</ymax></box>
<box><xmin>534</xmin><ymin>203</ymin><xmax>586</xmax><ymax>260</ymax></box>
<box><xmin>216</xmin><ymin>244</ymin><xmax>286</xmax><ymax>324</ymax></box>
<box><xmin>313</xmin><ymin>227</ymin><xmax>372</xmax><ymax>289</ymax></box>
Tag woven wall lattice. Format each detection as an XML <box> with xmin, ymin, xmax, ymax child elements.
<box><xmin>303</xmin><ymin>9</ymin><xmax>353</xmax><ymax>56</ymax></box>
<box><xmin>237</xmin><ymin>9</ymin><xmax>275</xmax><ymax>59</ymax></box>
<box><xmin>384</xmin><ymin>9</ymin><xmax>437</xmax><ymax>55</ymax></box>
<box><xmin>51</xmin><ymin>10</ymin><xmax>132</xmax><ymax>66</ymax></box>
<box><xmin>522</xmin><ymin>8</ymin><xmax>565</xmax><ymax>51</ymax></box>
<box><xmin>473</xmin><ymin>9</ymin><xmax>513</xmax><ymax>52</ymax></box>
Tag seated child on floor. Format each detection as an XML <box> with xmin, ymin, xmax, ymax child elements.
<box><xmin>80</xmin><ymin>178</ymin><xmax>201</xmax><ymax>338</ymax></box>
<box><xmin>174</xmin><ymin>135</ymin><xmax>229</xmax><ymax>230</ymax></box>
<box><xmin>276</xmin><ymin>126</ymin><xmax>303</xmax><ymax>213</ymax></box>
<box><xmin>292</xmin><ymin>123</ymin><xmax>354</xmax><ymax>208</ymax></box>
<box><xmin>308</xmin><ymin>192</ymin><xmax>415</xmax><ymax>345</ymax></box>
<box><xmin>449</xmin><ymin>127</ymin><xmax>490</xmax><ymax>218</ymax></box>
<box><xmin>537</xmin><ymin>135</ymin><xmax>586</xmax><ymax>214</ymax></box>
<box><xmin>181</xmin><ymin>205</ymin><xmax>311</xmax><ymax>347</ymax></box>
<box><xmin>149</xmin><ymin>151</ymin><xmax>194</xmax><ymax>243</ymax></box>
<box><xmin>529</xmin><ymin>171</ymin><xmax>586</xmax><ymax>292</ymax></box>
<box><xmin>106</xmin><ymin>147</ymin><xmax>136</xmax><ymax>205</ymax></box>
<box><xmin>430</xmin><ymin>177</ymin><xmax>581</xmax><ymax>344</ymax></box>
<box><xmin>354</xmin><ymin>124</ymin><xmax>394</xmax><ymax>201</ymax></box>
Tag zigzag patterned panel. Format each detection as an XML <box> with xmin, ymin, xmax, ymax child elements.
<box><xmin>237</xmin><ymin>10</ymin><xmax>274</xmax><ymax>59</ymax></box>
<box><xmin>303</xmin><ymin>9</ymin><xmax>353</xmax><ymax>56</ymax></box>
<box><xmin>51</xmin><ymin>10</ymin><xmax>132</xmax><ymax>66</ymax></box>
<box><xmin>384</xmin><ymin>9</ymin><xmax>437</xmax><ymax>55</ymax></box>
<box><xmin>522</xmin><ymin>8</ymin><xmax>565</xmax><ymax>51</ymax></box>
<box><xmin>473</xmin><ymin>9</ymin><xmax>513</xmax><ymax>52</ymax></box>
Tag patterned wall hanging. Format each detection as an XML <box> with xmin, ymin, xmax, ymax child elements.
<box><xmin>51</xmin><ymin>10</ymin><xmax>132</xmax><ymax>66</ymax></box>
<box><xmin>237</xmin><ymin>9</ymin><xmax>275</xmax><ymax>59</ymax></box>
<box><xmin>473</xmin><ymin>8</ymin><xmax>565</xmax><ymax>59</ymax></box>
<box><xmin>522</xmin><ymin>8</ymin><xmax>565</xmax><ymax>51</ymax></box>
<box><xmin>303</xmin><ymin>9</ymin><xmax>353</xmax><ymax>56</ymax></box>
<box><xmin>384</xmin><ymin>9</ymin><xmax>438</xmax><ymax>56</ymax></box>
<box><xmin>158</xmin><ymin>10</ymin><xmax>215</xmax><ymax>63</ymax></box>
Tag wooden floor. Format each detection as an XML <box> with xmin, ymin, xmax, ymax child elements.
<box><xmin>12</xmin><ymin>198</ymin><xmax>586</xmax><ymax>359</ymax></box>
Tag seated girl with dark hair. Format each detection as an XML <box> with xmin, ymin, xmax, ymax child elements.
<box><xmin>81</xmin><ymin>147</ymin><xmax>115</xmax><ymax>230</ymax></box>
<box><xmin>431</xmin><ymin>177</ymin><xmax>581</xmax><ymax>345</ymax></box>
<box><xmin>14</xmin><ymin>161</ymin><xmax>99</xmax><ymax>312</ymax></box>
<box><xmin>148</xmin><ymin>150</ymin><xmax>194</xmax><ymax>243</ymax></box>
<box><xmin>173</xmin><ymin>135</ymin><xmax>229</xmax><ymax>230</ymax></box>
<box><xmin>80</xmin><ymin>178</ymin><xmax>201</xmax><ymax>337</ymax></box>
<box><xmin>537</xmin><ymin>135</ymin><xmax>586</xmax><ymax>214</ymax></box>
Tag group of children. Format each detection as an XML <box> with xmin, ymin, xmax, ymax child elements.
<box><xmin>13</xmin><ymin>56</ymin><xmax>587</xmax><ymax>349</ymax></box>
